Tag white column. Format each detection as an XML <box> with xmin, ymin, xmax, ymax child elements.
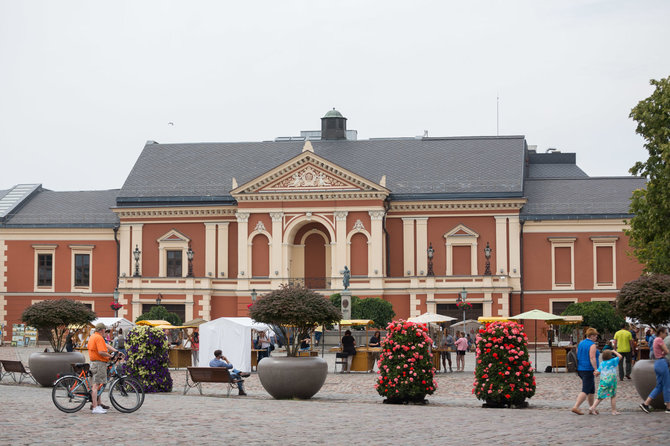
<box><xmin>270</xmin><ymin>212</ymin><xmax>284</xmax><ymax>279</ymax></box>
<box><xmin>205</xmin><ymin>223</ymin><xmax>217</xmax><ymax>278</ymax></box>
<box><xmin>415</xmin><ymin>217</ymin><xmax>428</xmax><ymax>275</ymax></box>
<box><xmin>369</xmin><ymin>210</ymin><xmax>385</xmax><ymax>278</ymax></box>
<box><xmin>402</xmin><ymin>218</ymin><xmax>415</xmax><ymax>276</ymax></box>
<box><xmin>217</xmin><ymin>223</ymin><xmax>229</xmax><ymax>278</ymax></box>
<box><xmin>0</xmin><ymin>240</ymin><xmax>7</xmax><ymax>292</ymax></box>
<box><xmin>236</xmin><ymin>212</ymin><xmax>250</xmax><ymax>278</ymax></box>
<box><xmin>334</xmin><ymin>211</ymin><xmax>348</xmax><ymax>285</ymax></box>
<box><xmin>495</xmin><ymin>216</ymin><xmax>508</xmax><ymax>275</ymax></box>
<box><xmin>119</xmin><ymin>224</ymin><xmax>131</xmax><ymax>277</ymax></box>
<box><xmin>200</xmin><ymin>293</ymin><xmax>211</xmax><ymax>320</ymax></box>
<box><xmin>508</xmin><ymin>216</ymin><xmax>521</xmax><ymax>278</ymax></box>
<box><xmin>130</xmin><ymin>224</ymin><xmax>143</xmax><ymax>276</ymax></box>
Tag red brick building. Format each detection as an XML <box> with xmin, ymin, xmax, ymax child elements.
<box><xmin>0</xmin><ymin>110</ymin><xmax>645</xmax><ymax>343</ymax></box>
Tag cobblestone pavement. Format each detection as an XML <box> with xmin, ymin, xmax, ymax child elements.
<box><xmin>2</xmin><ymin>346</ymin><xmax>668</xmax><ymax>445</ymax></box>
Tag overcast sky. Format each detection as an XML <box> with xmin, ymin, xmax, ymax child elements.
<box><xmin>1</xmin><ymin>1</ymin><xmax>669</xmax><ymax>191</ymax></box>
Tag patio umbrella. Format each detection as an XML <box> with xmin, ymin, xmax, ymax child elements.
<box><xmin>182</xmin><ymin>318</ymin><xmax>208</xmax><ymax>327</ymax></box>
<box><xmin>407</xmin><ymin>312</ymin><xmax>457</xmax><ymax>324</ymax></box>
<box><xmin>509</xmin><ymin>310</ymin><xmax>564</xmax><ymax>371</ymax></box>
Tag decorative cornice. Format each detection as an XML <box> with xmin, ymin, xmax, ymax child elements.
<box><xmin>389</xmin><ymin>199</ymin><xmax>526</xmax><ymax>212</ymax></box>
<box><xmin>235</xmin><ymin>191</ymin><xmax>388</xmax><ymax>202</ymax></box>
<box><xmin>114</xmin><ymin>207</ymin><xmax>237</xmax><ymax>218</ymax></box>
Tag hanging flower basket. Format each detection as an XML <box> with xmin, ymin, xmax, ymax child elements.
<box><xmin>456</xmin><ymin>301</ymin><xmax>472</xmax><ymax>310</ymax></box>
<box><xmin>110</xmin><ymin>302</ymin><xmax>123</xmax><ymax>311</ymax></box>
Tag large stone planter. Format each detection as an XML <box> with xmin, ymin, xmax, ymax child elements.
<box><xmin>631</xmin><ymin>359</ymin><xmax>665</xmax><ymax>410</ymax></box>
<box><xmin>29</xmin><ymin>351</ymin><xmax>85</xmax><ymax>387</ymax></box>
<box><xmin>257</xmin><ymin>356</ymin><xmax>327</xmax><ymax>399</ymax></box>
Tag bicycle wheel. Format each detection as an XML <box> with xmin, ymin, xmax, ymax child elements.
<box><xmin>52</xmin><ymin>375</ymin><xmax>88</xmax><ymax>413</ymax></box>
<box><xmin>109</xmin><ymin>377</ymin><xmax>145</xmax><ymax>413</ymax></box>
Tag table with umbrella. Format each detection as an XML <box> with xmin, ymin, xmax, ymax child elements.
<box><xmin>508</xmin><ymin>309</ymin><xmax>565</xmax><ymax>372</ymax></box>
<box><xmin>408</xmin><ymin>312</ymin><xmax>457</xmax><ymax>372</ymax></box>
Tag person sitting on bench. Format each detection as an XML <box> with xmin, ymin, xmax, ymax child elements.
<box><xmin>209</xmin><ymin>349</ymin><xmax>250</xmax><ymax>396</ymax></box>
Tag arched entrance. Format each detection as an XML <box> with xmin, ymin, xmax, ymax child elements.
<box><xmin>287</xmin><ymin>221</ymin><xmax>332</xmax><ymax>290</ymax></box>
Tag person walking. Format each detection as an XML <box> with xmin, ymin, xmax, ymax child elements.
<box><xmin>639</xmin><ymin>326</ymin><xmax>670</xmax><ymax>414</ymax></box>
<box><xmin>454</xmin><ymin>331</ymin><xmax>469</xmax><ymax>372</ymax></box>
<box><xmin>571</xmin><ymin>328</ymin><xmax>600</xmax><ymax>415</ymax></box>
<box><xmin>590</xmin><ymin>349</ymin><xmax>622</xmax><ymax>415</ymax></box>
<box><xmin>441</xmin><ymin>329</ymin><xmax>455</xmax><ymax>373</ymax></box>
<box><xmin>613</xmin><ymin>323</ymin><xmax>634</xmax><ymax>380</ymax></box>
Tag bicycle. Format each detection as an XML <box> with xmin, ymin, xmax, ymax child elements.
<box><xmin>52</xmin><ymin>351</ymin><xmax>145</xmax><ymax>413</ymax></box>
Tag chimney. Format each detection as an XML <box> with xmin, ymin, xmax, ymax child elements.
<box><xmin>321</xmin><ymin>108</ymin><xmax>347</xmax><ymax>140</ymax></box>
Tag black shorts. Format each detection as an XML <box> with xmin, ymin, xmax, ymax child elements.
<box><xmin>457</xmin><ymin>351</ymin><xmax>466</xmax><ymax>356</ymax></box>
<box><xmin>578</xmin><ymin>370</ymin><xmax>595</xmax><ymax>394</ymax></box>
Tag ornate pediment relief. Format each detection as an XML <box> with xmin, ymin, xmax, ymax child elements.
<box><xmin>231</xmin><ymin>152</ymin><xmax>389</xmax><ymax>201</ymax></box>
<box><xmin>157</xmin><ymin>229</ymin><xmax>190</xmax><ymax>243</ymax></box>
<box><xmin>444</xmin><ymin>224</ymin><xmax>479</xmax><ymax>239</ymax></box>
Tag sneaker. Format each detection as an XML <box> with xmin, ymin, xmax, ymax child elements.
<box><xmin>239</xmin><ymin>372</ymin><xmax>251</xmax><ymax>377</ymax></box>
<box><xmin>639</xmin><ymin>403</ymin><xmax>650</xmax><ymax>414</ymax></box>
<box><xmin>665</xmin><ymin>409</ymin><xmax>670</xmax><ymax>414</ymax></box>
<box><xmin>91</xmin><ymin>406</ymin><xmax>107</xmax><ymax>414</ymax></box>
<box><xmin>90</xmin><ymin>404</ymin><xmax>110</xmax><ymax>410</ymax></box>
<box><xmin>238</xmin><ymin>390</ymin><xmax>247</xmax><ymax>396</ymax></box>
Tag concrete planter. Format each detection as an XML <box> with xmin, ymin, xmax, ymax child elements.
<box><xmin>631</xmin><ymin>359</ymin><xmax>665</xmax><ymax>410</ymax></box>
<box><xmin>28</xmin><ymin>351</ymin><xmax>85</xmax><ymax>387</ymax></box>
<box><xmin>257</xmin><ymin>356</ymin><xmax>327</xmax><ymax>399</ymax></box>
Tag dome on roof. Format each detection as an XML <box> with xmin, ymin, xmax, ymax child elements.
<box><xmin>323</xmin><ymin>108</ymin><xmax>344</xmax><ymax>118</ymax></box>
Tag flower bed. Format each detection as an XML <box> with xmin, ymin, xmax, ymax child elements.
<box><xmin>123</xmin><ymin>325</ymin><xmax>173</xmax><ymax>393</ymax></box>
<box><xmin>473</xmin><ymin>320</ymin><xmax>536</xmax><ymax>408</ymax></box>
<box><xmin>375</xmin><ymin>320</ymin><xmax>436</xmax><ymax>404</ymax></box>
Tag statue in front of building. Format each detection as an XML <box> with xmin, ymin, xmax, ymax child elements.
<box><xmin>342</xmin><ymin>266</ymin><xmax>351</xmax><ymax>290</ymax></box>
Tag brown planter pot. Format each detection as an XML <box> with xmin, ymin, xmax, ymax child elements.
<box><xmin>257</xmin><ymin>356</ymin><xmax>327</xmax><ymax>399</ymax></box>
<box><xmin>631</xmin><ymin>359</ymin><xmax>665</xmax><ymax>410</ymax></box>
<box><xmin>28</xmin><ymin>351</ymin><xmax>85</xmax><ymax>387</ymax></box>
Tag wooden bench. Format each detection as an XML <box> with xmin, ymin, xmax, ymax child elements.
<box><xmin>184</xmin><ymin>367</ymin><xmax>236</xmax><ymax>397</ymax></box>
<box><xmin>0</xmin><ymin>359</ymin><xmax>37</xmax><ymax>384</ymax></box>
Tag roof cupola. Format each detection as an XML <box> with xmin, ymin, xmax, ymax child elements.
<box><xmin>321</xmin><ymin>108</ymin><xmax>347</xmax><ymax>140</ymax></box>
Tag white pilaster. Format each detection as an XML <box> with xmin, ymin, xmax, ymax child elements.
<box><xmin>130</xmin><ymin>224</ymin><xmax>144</xmax><ymax>276</ymax></box>
<box><xmin>270</xmin><ymin>212</ymin><xmax>283</xmax><ymax>279</ymax></box>
<box><xmin>236</xmin><ymin>213</ymin><xmax>250</xmax><ymax>279</ymax></box>
<box><xmin>204</xmin><ymin>223</ymin><xmax>217</xmax><ymax>278</ymax></box>
<box><xmin>217</xmin><ymin>223</ymin><xmax>229</xmax><ymax>278</ymax></box>
<box><xmin>415</xmin><ymin>217</ymin><xmax>428</xmax><ymax>275</ymax></box>
<box><xmin>402</xmin><ymin>218</ymin><xmax>415</xmax><ymax>276</ymax></box>
<box><xmin>119</xmin><ymin>224</ymin><xmax>131</xmax><ymax>277</ymax></box>
<box><xmin>495</xmin><ymin>216</ymin><xmax>508</xmax><ymax>275</ymax></box>
<box><xmin>369</xmin><ymin>210</ymin><xmax>385</xmax><ymax>277</ymax></box>
<box><xmin>334</xmin><ymin>211</ymin><xmax>348</xmax><ymax>285</ymax></box>
<box><xmin>508</xmin><ymin>216</ymin><xmax>521</xmax><ymax>278</ymax></box>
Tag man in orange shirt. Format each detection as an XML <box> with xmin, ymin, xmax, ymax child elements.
<box><xmin>88</xmin><ymin>323</ymin><xmax>118</xmax><ymax>414</ymax></box>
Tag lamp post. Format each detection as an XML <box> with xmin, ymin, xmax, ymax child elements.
<box><xmin>457</xmin><ymin>287</ymin><xmax>468</xmax><ymax>331</ymax></box>
<box><xmin>113</xmin><ymin>288</ymin><xmax>119</xmax><ymax>318</ymax></box>
<box><xmin>156</xmin><ymin>293</ymin><xmax>162</xmax><ymax>307</ymax></box>
<box><xmin>133</xmin><ymin>245</ymin><xmax>141</xmax><ymax>277</ymax></box>
<box><xmin>187</xmin><ymin>246</ymin><xmax>194</xmax><ymax>277</ymax></box>
<box><xmin>251</xmin><ymin>289</ymin><xmax>257</xmax><ymax>304</ymax></box>
<box><xmin>484</xmin><ymin>241</ymin><xmax>492</xmax><ymax>276</ymax></box>
<box><xmin>427</xmin><ymin>243</ymin><xmax>435</xmax><ymax>276</ymax></box>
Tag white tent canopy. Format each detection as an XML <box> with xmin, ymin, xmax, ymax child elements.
<box><xmin>408</xmin><ymin>312</ymin><xmax>457</xmax><ymax>324</ymax></box>
<box><xmin>91</xmin><ymin>317</ymin><xmax>135</xmax><ymax>332</ymax></box>
<box><xmin>198</xmin><ymin>317</ymin><xmax>269</xmax><ymax>373</ymax></box>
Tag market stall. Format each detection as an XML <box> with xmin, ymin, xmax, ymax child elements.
<box><xmin>331</xmin><ymin>319</ymin><xmax>379</xmax><ymax>373</ymax></box>
<box><xmin>547</xmin><ymin>315</ymin><xmax>583</xmax><ymax>372</ymax></box>
<box><xmin>199</xmin><ymin>317</ymin><xmax>269</xmax><ymax>373</ymax></box>
<box><xmin>408</xmin><ymin>312</ymin><xmax>456</xmax><ymax>372</ymax></box>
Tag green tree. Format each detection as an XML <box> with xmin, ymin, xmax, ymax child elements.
<box><xmin>135</xmin><ymin>305</ymin><xmax>182</xmax><ymax>326</ymax></box>
<box><xmin>617</xmin><ymin>274</ymin><xmax>670</xmax><ymax>329</ymax></box>
<box><xmin>560</xmin><ymin>301</ymin><xmax>624</xmax><ymax>337</ymax></box>
<box><xmin>250</xmin><ymin>284</ymin><xmax>341</xmax><ymax>356</ymax></box>
<box><xmin>21</xmin><ymin>299</ymin><xmax>96</xmax><ymax>352</ymax></box>
<box><xmin>330</xmin><ymin>294</ymin><xmax>395</xmax><ymax>328</ymax></box>
<box><xmin>627</xmin><ymin>76</ymin><xmax>670</xmax><ymax>274</ymax></box>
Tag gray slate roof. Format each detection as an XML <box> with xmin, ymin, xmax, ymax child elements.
<box><xmin>118</xmin><ymin>136</ymin><xmax>527</xmax><ymax>204</ymax></box>
<box><xmin>3</xmin><ymin>189</ymin><xmax>120</xmax><ymax>227</ymax></box>
<box><xmin>521</xmin><ymin>177</ymin><xmax>646</xmax><ymax>219</ymax></box>
<box><xmin>527</xmin><ymin>163</ymin><xmax>588</xmax><ymax>179</ymax></box>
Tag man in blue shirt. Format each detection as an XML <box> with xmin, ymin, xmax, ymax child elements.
<box><xmin>209</xmin><ymin>349</ymin><xmax>250</xmax><ymax>396</ymax></box>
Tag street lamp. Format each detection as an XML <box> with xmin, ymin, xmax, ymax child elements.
<box><xmin>113</xmin><ymin>288</ymin><xmax>119</xmax><ymax>318</ymax></box>
<box><xmin>251</xmin><ymin>289</ymin><xmax>257</xmax><ymax>303</ymax></box>
<box><xmin>156</xmin><ymin>293</ymin><xmax>162</xmax><ymax>307</ymax></box>
<box><xmin>133</xmin><ymin>245</ymin><xmax>141</xmax><ymax>277</ymax></box>
<box><xmin>187</xmin><ymin>247</ymin><xmax>194</xmax><ymax>277</ymax></box>
<box><xmin>427</xmin><ymin>243</ymin><xmax>435</xmax><ymax>276</ymax></box>
<box><xmin>484</xmin><ymin>241</ymin><xmax>492</xmax><ymax>276</ymax></box>
<box><xmin>457</xmin><ymin>287</ymin><xmax>468</xmax><ymax>331</ymax></box>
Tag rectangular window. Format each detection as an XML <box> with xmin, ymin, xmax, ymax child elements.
<box><xmin>166</xmin><ymin>250</ymin><xmax>182</xmax><ymax>277</ymax></box>
<box><xmin>74</xmin><ymin>254</ymin><xmax>90</xmax><ymax>287</ymax></box>
<box><xmin>37</xmin><ymin>254</ymin><xmax>53</xmax><ymax>287</ymax></box>
<box><xmin>554</xmin><ymin>247</ymin><xmax>571</xmax><ymax>284</ymax></box>
<box><xmin>551</xmin><ymin>301</ymin><xmax>574</xmax><ymax>315</ymax></box>
<box><xmin>452</xmin><ymin>245</ymin><xmax>471</xmax><ymax>275</ymax></box>
<box><xmin>596</xmin><ymin>246</ymin><xmax>613</xmax><ymax>284</ymax></box>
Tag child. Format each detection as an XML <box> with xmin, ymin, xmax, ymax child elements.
<box><xmin>590</xmin><ymin>349</ymin><xmax>622</xmax><ymax>415</ymax></box>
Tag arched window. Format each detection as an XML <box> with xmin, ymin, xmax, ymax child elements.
<box><xmin>350</xmin><ymin>232</ymin><xmax>369</xmax><ymax>276</ymax></box>
<box><xmin>251</xmin><ymin>233</ymin><xmax>270</xmax><ymax>277</ymax></box>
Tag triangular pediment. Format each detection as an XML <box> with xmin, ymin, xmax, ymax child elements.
<box><xmin>444</xmin><ymin>224</ymin><xmax>479</xmax><ymax>238</ymax></box>
<box><xmin>157</xmin><ymin>229</ymin><xmax>190</xmax><ymax>243</ymax></box>
<box><xmin>231</xmin><ymin>152</ymin><xmax>389</xmax><ymax>200</ymax></box>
